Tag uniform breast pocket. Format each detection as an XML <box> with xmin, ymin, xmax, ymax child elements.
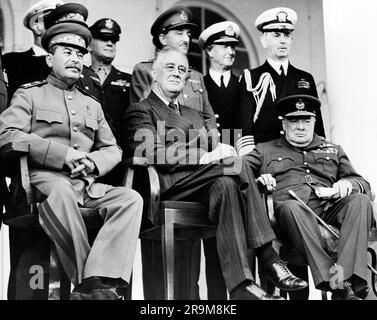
<box><xmin>313</xmin><ymin>153</ymin><xmax>339</xmax><ymax>176</ymax></box>
<box><xmin>35</xmin><ymin>109</ymin><xmax>64</xmax><ymax>125</ymax></box>
<box><xmin>266</xmin><ymin>154</ymin><xmax>295</xmax><ymax>175</ymax></box>
<box><xmin>82</xmin><ymin>117</ymin><xmax>98</xmax><ymax>138</ymax></box>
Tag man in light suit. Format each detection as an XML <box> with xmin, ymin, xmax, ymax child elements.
<box><xmin>122</xmin><ymin>47</ymin><xmax>308</xmax><ymax>300</ymax></box>
<box><xmin>0</xmin><ymin>21</ymin><xmax>143</xmax><ymax>300</ymax></box>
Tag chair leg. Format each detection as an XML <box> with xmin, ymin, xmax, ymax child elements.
<box><xmin>162</xmin><ymin>209</ymin><xmax>175</xmax><ymax>300</ymax></box>
<box><xmin>367</xmin><ymin>245</ymin><xmax>377</xmax><ymax>296</ymax></box>
<box><xmin>48</xmin><ymin>243</ymin><xmax>61</xmax><ymax>300</ymax></box>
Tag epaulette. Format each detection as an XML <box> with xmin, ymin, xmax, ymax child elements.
<box><xmin>20</xmin><ymin>80</ymin><xmax>47</xmax><ymax>89</ymax></box>
<box><xmin>76</xmin><ymin>86</ymin><xmax>100</xmax><ymax>103</ymax></box>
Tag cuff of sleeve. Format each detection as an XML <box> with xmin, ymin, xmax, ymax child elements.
<box><xmin>43</xmin><ymin>140</ymin><xmax>68</xmax><ymax>170</ymax></box>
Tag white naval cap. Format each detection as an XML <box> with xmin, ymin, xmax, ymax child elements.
<box><xmin>198</xmin><ymin>21</ymin><xmax>240</xmax><ymax>50</ymax></box>
<box><xmin>23</xmin><ymin>0</ymin><xmax>64</xmax><ymax>30</ymax></box>
<box><xmin>255</xmin><ymin>7</ymin><xmax>297</xmax><ymax>32</ymax></box>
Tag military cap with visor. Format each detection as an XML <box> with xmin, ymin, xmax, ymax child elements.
<box><xmin>277</xmin><ymin>94</ymin><xmax>321</xmax><ymax>119</ymax></box>
<box><xmin>255</xmin><ymin>7</ymin><xmax>297</xmax><ymax>32</ymax></box>
<box><xmin>41</xmin><ymin>21</ymin><xmax>92</xmax><ymax>54</ymax></box>
<box><xmin>23</xmin><ymin>0</ymin><xmax>64</xmax><ymax>30</ymax></box>
<box><xmin>150</xmin><ymin>6</ymin><xmax>198</xmax><ymax>48</ymax></box>
<box><xmin>198</xmin><ymin>21</ymin><xmax>240</xmax><ymax>50</ymax></box>
<box><xmin>89</xmin><ymin>18</ymin><xmax>122</xmax><ymax>43</ymax></box>
<box><xmin>44</xmin><ymin>2</ymin><xmax>88</xmax><ymax>29</ymax></box>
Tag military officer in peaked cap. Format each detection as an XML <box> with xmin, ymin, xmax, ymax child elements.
<box><xmin>128</xmin><ymin>5</ymin><xmax>220</xmax><ymax>300</ymax></box>
<box><xmin>246</xmin><ymin>92</ymin><xmax>374</xmax><ymax>300</ymax></box>
<box><xmin>3</xmin><ymin>0</ymin><xmax>63</xmax><ymax>99</ymax></box>
<box><xmin>235</xmin><ymin>7</ymin><xmax>326</xmax><ymax>160</ymax></box>
<box><xmin>0</xmin><ymin>21</ymin><xmax>143</xmax><ymax>300</ymax></box>
<box><xmin>88</xmin><ymin>18</ymin><xmax>131</xmax><ymax>148</ymax></box>
<box><xmin>198</xmin><ymin>21</ymin><xmax>242</xmax><ymax>299</ymax></box>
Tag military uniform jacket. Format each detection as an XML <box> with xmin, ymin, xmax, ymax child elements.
<box><xmin>236</xmin><ymin>61</ymin><xmax>326</xmax><ymax>147</ymax></box>
<box><xmin>130</xmin><ymin>61</ymin><xmax>217</xmax><ymax>132</ymax></box>
<box><xmin>0</xmin><ymin>74</ymin><xmax>121</xmax><ymax>200</ymax></box>
<box><xmin>123</xmin><ymin>91</ymin><xmax>212</xmax><ymax>193</ymax></box>
<box><xmin>204</xmin><ymin>72</ymin><xmax>240</xmax><ymax>146</ymax></box>
<box><xmin>246</xmin><ymin>134</ymin><xmax>370</xmax><ymax>204</ymax></box>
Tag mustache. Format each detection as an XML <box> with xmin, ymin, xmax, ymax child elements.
<box><xmin>65</xmin><ymin>62</ymin><xmax>82</xmax><ymax>70</ymax></box>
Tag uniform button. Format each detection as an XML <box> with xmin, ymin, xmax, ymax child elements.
<box><xmin>280</xmin><ymin>130</ymin><xmax>284</xmax><ymax>135</ymax></box>
<box><xmin>73</xmin><ymin>144</ymin><xmax>80</xmax><ymax>149</ymax></box>
<box><xmin>215</xmin><ymin>114</ymin><xmax>219</xmax><ymax>119</ymax></box>
<box><xmin>326</xmin><ymin>156</ymin><xmax>330</xmax><ymax>160</ymax></box>
<box><xmin>199</xmin><ymin>88</ymin><xmax>203</xmax><ymax>93</ymax></box>
<box><xmin>306</xmin><ymin>169</ymin><xmax>310</xmax><ymax>174</ymax></box>
<box><xmin>304</xmin><ymin>162</ymin><xmax>308</xmax><ymax>166</ymax></box>
<box><xmin>73</xmin><ymin>127</ymin><xmax>78</xmax><ymax>132</ymax></box>
<box><xmin>67</xmin><ymin>95</ymin><xmax>73</xmax><ymax>100</ymax></box>
<box><xmin>303</xmin><ymin>151</ymin><xmax>307</xmax><ymax>155</ymax></box>
<box><xmin>278</xmin><ymin>157</ymin><xmax>282</xmax><ymax>161</ymax></box>
<box><xmin>71</xmin><ymin>110</ymin><xmax>76</xmax><ymax>115</ymax></box>
<box><xmin>216</xmin><ymin>123</ymin><xmax>220</xmax><ymax>127</ymax></box>
<box><xmin>80</xmin><ymin>74</ymin><xmax>84</xmax><ymax>78</ymax></box>
<box><xmin>85</xmin><ymin>86</ymin><xmax>89</xmax><ymax>90</ymax></box>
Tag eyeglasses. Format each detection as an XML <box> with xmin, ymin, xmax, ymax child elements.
<box><xmin>163</xmin><ymin>63</ymin><xmax>188</xmax><ymax>75</ymax></box>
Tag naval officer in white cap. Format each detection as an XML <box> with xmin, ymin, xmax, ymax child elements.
<box><xmin>235</xmin><ymin>7</ymin><xmax>325</xmax><ymax>156</ymax></box>
<box><xmin>236</xmin><ymin>7</ymin><xmax>326</xmax><ymax>300</ymax></box>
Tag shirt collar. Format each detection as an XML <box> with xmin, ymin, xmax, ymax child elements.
<box><xmin>209</xmin><ymin>69</ymin><xmax>231</xmax><ymax>87</ymax></box>
<box><xmin>32</xmin><ymin>44</ymin><xmax>47</xmax><ymax>57</ymax></box>
<box><xmin>152</xmin><ymin>89</ymin><xmax>179</xmax><ymax>108</ymax></box>
<box><xmin>267</xmin><ymin>58</ymin><xmax>289</xmax><ymax>75</ymax></box>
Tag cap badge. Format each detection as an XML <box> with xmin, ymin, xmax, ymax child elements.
<box><xmin>298</xmin><ymin>79</ymin><xmax>310</xmax><ymax>89</ymax></box>
<box><xmin>296</xmin><ymin>99</ymin><xmax>305</xmax><ymax>110</ymax></box>
<box><xmin>105</xmin><ymin>19</ymin><xmax>114</xmax><ymax>29</ymax></box>
<box><xmin>276</xmin><ymin>11</ymin><xmax>288</xmax><ymax>22</ymax></box>
<box><xmin>225</xmin><ymin>24</ymin><xmax>235</xmax><ymax>36</ymax></box>
<box><xmin>56</xmin><ymin>13</ymin><xmax>85</xmax><ymax>23</ymax></box>
<box><xmin>180</xmin><ymin>10</ymin><xmax>188</xmax><ymax>21</ymax></box>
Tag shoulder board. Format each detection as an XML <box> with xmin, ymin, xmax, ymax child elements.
<box><xmin>19</xmin><ymin>80</ymin><xmax>47</xmax><ymax>89</ymax></box>
<box><xmin>76</xmin><ymin>86</ymin><xmax>100</xmax><ymax>103</ymax></box>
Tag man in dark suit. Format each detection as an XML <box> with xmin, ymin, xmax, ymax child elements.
<box><xmin>129</xmin><ymin>6</ymin><xmax>219</xmax><ymax>300</ymax></box>
<box><xmin>247</xmin><ymin>93</ymin><xmax>374</xmax><ymax>300</ymax></box>
<box><xmin>88</xmin><ymin>18</ymin><xmax>131</xmax><ymax>146</ymax></box>
<box><xmin>3</xmin><ymin>1</ymin><xmax>102</xmax><ymax>102</ymax></box>
<box><xmin>198</xmin><ymin>21</ymin><xmax>242</xmax><ymax>299</ymax></box>
<box><xmin>122</xmin><ymin>47</ymin><xmax>308</xmax><ymax>300</ymax></box>
<box><xmin>235</xmin><ymin>7</ymin><xmax>326</xmax><ymax>156</ymax></box>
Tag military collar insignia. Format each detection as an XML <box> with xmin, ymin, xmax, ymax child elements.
<box><xmin>298</xmin><ymin>79</ymin><xmax>310</xmax><ymax>89</ymax></box>
<box><xmin>225</xmin><ymin>24</ymin><xmax>235</xmax><ymax>36</ymax></box>
<box><xmin>180</xmin><ymin>10</ymin><xmax>188</xmax><ymax>21</ymax></box>
<box><xmin>296</xmin><ymin>99</ymin><xmax>305</xmax><ymax>110</ymax></box>
<box><xmin>276</xmin><ymin>11</ymin><xmax>288</xmax><ymax>22</ymax></box>
<box><xmin>105</xmin><ymin>19</ymin><xmax>114</xmax><ymax>29</ymax></box>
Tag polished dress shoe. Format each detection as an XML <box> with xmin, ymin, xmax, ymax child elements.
<box><xmin>355</xmin><ymin>286</ymin><xmax>370</xmax><ymax>300</ymax></box>
<box><xmin>331</xmin><ymin>282</ymin><xmax>362</xmax><ymax>300</ymax></box>
<box><xmin>260</xmin><ymin>260</ymin><xmax>308</xmax><ymax>291</ymax></box>
<box><xmin>229</xmin><ymin>281</ymin><xmax>285</xmax><ymax>300</ymax></box>
<box><xmin>70</xmin><ymin>276</ymin><xmax>123</xmax><ymax>300</ymax></box>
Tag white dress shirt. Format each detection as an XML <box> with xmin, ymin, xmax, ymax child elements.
<box><xmin>267</xmin><ymin>58</ymin><xmax>289</xmax><ymax>76</ymax></box>
<box><xmin>209</xmin><ymin>69</ymin><xmax>231</xmax><ymax>88</ymax></box>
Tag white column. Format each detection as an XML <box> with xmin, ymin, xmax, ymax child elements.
<box><xmin>323</xmin><ymin>0</ymin><xmax>377</xmax><ymax>192</ymax></box>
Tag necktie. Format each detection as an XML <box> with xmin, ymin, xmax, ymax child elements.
<box><xmin>96</xmin><ymin>67</ymin><xmax>107</xmax><ymax>85</ymax></box>
<box><xmin>220</xmin><ymin>75</ymin><xmax>226</xmax><ymax>89</ymax></box>
<box><xmin>168</xmin><ymin>101</ymin><xmax>180</xmax><ymax>114</ymax></box>
<box><xmin>279</xmin><ymin>65</ymin><xmax>285</xmax><ymax>77</ymax></box>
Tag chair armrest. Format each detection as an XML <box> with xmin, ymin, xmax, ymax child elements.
<box><xmin>122</xmin><ymin>157</ymin><xmax>161</xmax><ymax>225</ymax></box>
<box><xmin>0</xmin><ymin>142</ymin><xmax>29</xmax><ymax>163</ymax></box>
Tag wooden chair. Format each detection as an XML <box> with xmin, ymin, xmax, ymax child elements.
<box><xmin>123</xmin><ymin>157</ymin><xmax>217</xmax><ymax>300</ymax></box>
<box><xmin>0</xmin><ymin>142</ymin><xmax>103</xmax><ymax>300</ymax></box>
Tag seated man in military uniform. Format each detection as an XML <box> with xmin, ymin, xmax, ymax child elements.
<box><xmin>0</xmin><ymin>21</ymin><xmax>143</xmax><ymax>300</ymax></box>
<box><xmin>247</xmin><ymin>92</ymin><xmax>374</xmax><ymax>300</ymax></box>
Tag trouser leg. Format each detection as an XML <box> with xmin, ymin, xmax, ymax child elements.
<box><xmin>275</xmin><ymin>199</ymin><xmax>333</xmax><ymax>288</ymax></box>
<box><xmin>83</xmin><ymin>186</ymin><xmax>143</xmax><ymax>284</ymax></box>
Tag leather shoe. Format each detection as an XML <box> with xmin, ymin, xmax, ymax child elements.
<box><xmin>70</xmin><ymin>276</ymin><xmax>123</xmax><ymax>300</ymax></box>
<box><xmin>229</xmin><ymin>281</ymin><xmax>285</xmax><ymax>300</ymax></box>
<box><xmin>260</xmin><ymin>260</ymin><xmax>308</xmax><ymax>291</ymax></box>
<box><xmin>331</xmin><ymin>282</ymin><xmax>362</xmax><ymax>300</ymax></box>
